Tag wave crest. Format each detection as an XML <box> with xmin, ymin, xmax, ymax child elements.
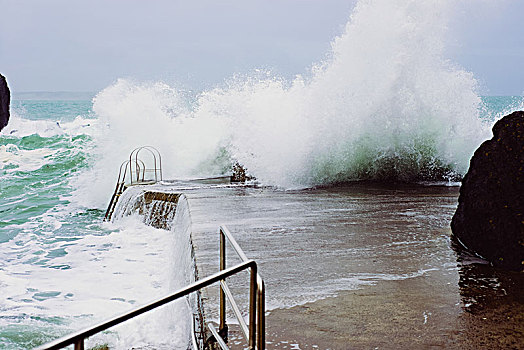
<box><xmin>79</xmin><ymin>0</ymin><xmax>493</xmax><ymax>203</ymax></box>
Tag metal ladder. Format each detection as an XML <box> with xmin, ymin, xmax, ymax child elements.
<box><xmin>104</xmin><ymin>146</ymin><xmax>163</xmax><ymax>221</ymax></box>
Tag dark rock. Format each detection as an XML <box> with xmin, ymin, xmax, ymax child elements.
<box><xmin>0</xmin><ymin>73</ymin><xmax>10</xmax><ymax>132</ymax></box>
<box><xmin>230</xmin><ymin>162</ymin><xmax>254</xmax><ymax>182</ymax></box>
<box><xmin>451</xmin><ymin>111</ymin><xmax>524</xmax><ymax>271</ymax></box>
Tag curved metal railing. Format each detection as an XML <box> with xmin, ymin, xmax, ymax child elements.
<box><xmin>129</xmin><ymin>145</ymin><xmax>163</xmax><ymax>183</ymax></box>
<box><xmin>104</xmin><ymin>146</ymin><xmax>163</xmax><ymax>221</ymax></box>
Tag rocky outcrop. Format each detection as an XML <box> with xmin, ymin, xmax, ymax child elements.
<box><xmin>451</xmin><ymin>111</ymin><xmax>524</xmax><ymax>271</ymax></box>
<box><xmin>0</xmin><ymin>74</ymin><xmax>10</xmax><ymax>131</ymax></box>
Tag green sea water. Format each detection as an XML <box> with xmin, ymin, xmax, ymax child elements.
<box><xmin>1</xmin><ymin>100</ymin><xmax>98</xmax><ymax>242</ymax></box>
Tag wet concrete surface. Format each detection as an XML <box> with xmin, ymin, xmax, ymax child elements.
<box><xmin>153</xmin><ymin>181</ymin><xmax>523</xmax><ymax>349</ymax></box>
<box><xmin>264</xmin><ymin>264</ymin><xmax>523</xmax><ymax>349</ymax></box>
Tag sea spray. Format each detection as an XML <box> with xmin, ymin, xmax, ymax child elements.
<box><xmin>225</xmin><ymin>0</ymin><xmax>489</xmax><ymax>185</ymax></box>
<box><xmin>72</xmin><ymin>80</ymin><xmax>230</xmax><ymax>208</ymax></box>
<box><xmin>77</xmin><ymin>0</ymin><xmax>493</xmax><ymax>207</ymax></box>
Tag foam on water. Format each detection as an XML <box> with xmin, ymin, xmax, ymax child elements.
<box><xmin>1</xmin><ymin>113</ymin><xmax>98</xmax><ymax>139</ymax></box>
<box><xmin>0</xmin><ymin>145</ymin><xmax>58</xmax><ymax>173</ymax></box>
<box><xmin>0</xmin><ymin>197</ymin><xmax>193</xmax><ymax>349</ymax></box>
<box><xmin>108</xmin><ymin>191</ymin><xmax>195</xmax><ymax>349</ymax></box>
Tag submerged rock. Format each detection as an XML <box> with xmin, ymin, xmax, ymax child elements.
<box><xmin>0</xmin><ymin>73</ymin><xmax>10</xmax><ymax>131</ymax></box>
<box><xmin>451</xmin><ymin>111</ymin><xmax>524</xmax><ymax>271</ymax></box>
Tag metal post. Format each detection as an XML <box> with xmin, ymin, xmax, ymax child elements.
<box><xmin>74</xmin><ymin>339</ymin><xmax>84</xmax><ymax>350</ymax></box>
<box><xmin>219</xmin><ymin>228</ymin><xmax>226</xmax><ymax>331</ymax></box>
<box><xmin>158</xmin><ymin>152</ymin><xmax>162</xmax><ymax>181</ymax></box>
<box><xmin>249</xmin><ymin>265</ymin><xmax>257</xmax><ymax>349</ymax></box>
<box><xmin>257</xmin><ymin>278</ymin><xmax>265</xmax><ymax>350</ymax></box>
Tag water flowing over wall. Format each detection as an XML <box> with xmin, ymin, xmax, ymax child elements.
<box><xmin>112</xmin><ymin>187</ymin><xmax>181</xmax><ymax>229</ymax></box>
<box><xmin>112</xmin><ymin>186</ymin><xmax>202</xmax><ymax>348</ymax></box>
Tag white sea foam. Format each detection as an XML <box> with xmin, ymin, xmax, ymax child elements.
<box><xmin>0</xmin><ymin>114</ymin><xmax>97</xmax><ymax>138</ymax></box>
<box><xmin>0</xmin><ymin>144</ymin><xmax>58</xmax><ymax>173</ymax></box>
<box><xmin>0</xmin><ymin>113</ymin><xmax>98</xmax><ymax>174</ymax></box>
<box><xmin>264</xmin><ymin>268</ymin><xmax>444</xmax><ymax>311</ymax></box>
<box><xmin>0</xmin><ymin>211</ymin><xmax>191</xmax><ymax>349</ymax></box>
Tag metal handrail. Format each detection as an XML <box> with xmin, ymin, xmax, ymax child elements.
<box><xmin>118</xmin><ymin>159</ymin><xmax>146</xmax><ymax>185</ymax></box>
<box><xmin>104</xmin><ymin>146</ymin><xmax>162</xmax><ymax>221</ymax></box>
<box><xmin>129</xmin><ymin>146</ymin><xmax>163</xmax><ymax>183</ymax></box>
<box><xmin>35</xmin><ymin>260</ymin><xmax>257</xmax><ymax>350</ymax></box>
<box><xmin>219</xmin><ymin>225</ymin><xmax>265</xmax><ymax>349</ymax></box>
<box><xmin>103</xmin><ymin>159</ymin><xmax>146</xmax><ymax>221</ymax></box>
<box><xmin>220</xmin><ymin>279</ymin><xmax>250</xmax><ymax>340</ymax></box>
<box><xmin>208</xmin><ymin>323</ymin><xmax>229</xmax><ymax>350</ymax></box>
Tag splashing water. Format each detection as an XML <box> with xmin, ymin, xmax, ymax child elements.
<box><xmin>1</xmin><ymin>0</ymin><xmax>523</xmax><ymax>348</ymax></box>
<box><xmin>71</xmin><ymin>0</ymin><xmax>501</xmax><ymax>204</ymax></box>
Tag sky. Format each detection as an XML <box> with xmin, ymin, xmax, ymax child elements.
<box><xmin>0</xmin><ymin>0</ymin><xmax>523</xmax><ymax>95</ymax></box>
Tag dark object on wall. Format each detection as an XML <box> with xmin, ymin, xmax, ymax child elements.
<box><xmin>0</xmin><ymin>74</ymin><xmax>10</xmax><ymax>131</ymax></box>
<box><xmin>231</xmin><ymin>162</ymin><xmax>254</xmax><ymax>182</ymax></box>
<box><xmin>451</xmin><ymin>111</ymin><xmax>524</xmax><ymax>271</ymax></box>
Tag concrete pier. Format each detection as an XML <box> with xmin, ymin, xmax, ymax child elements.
<box><xmin>138</xmin><ymin>181</ymin><xmax>523</xmax><ymax>349</ymax></box>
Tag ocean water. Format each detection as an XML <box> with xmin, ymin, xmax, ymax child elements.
<box><xmin>2</xmin><ymin>97</ymin><xmax>522</xmax><ymax>349</ymax></box>
<box><xmin>1</xmin><ymin>0</ymin><xmax>524</xmax><ymax>348</ymax></box>
<box><xmin>1</xmin><ymin>103</ymin><xmax>195</xmax><ymax>348</ymax></box>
